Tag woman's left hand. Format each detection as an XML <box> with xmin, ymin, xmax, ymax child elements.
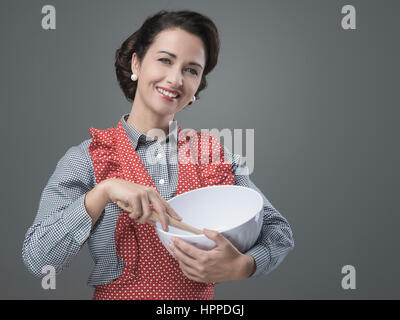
<box><xmin>169</xmin><ymin>229</ymin><xmax>256</xmax><ymax>284</ymax></box>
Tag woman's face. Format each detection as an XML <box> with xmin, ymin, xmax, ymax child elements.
<box><xmin>131</xmin><ymin>28</ymin><xmax>206</xmax><ymax>117</ymax></box>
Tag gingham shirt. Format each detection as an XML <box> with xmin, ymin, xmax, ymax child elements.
<box><xmin>22</xmin><ymin>113</ymin><xmax>294</xmax><ymax>287</ymax></box>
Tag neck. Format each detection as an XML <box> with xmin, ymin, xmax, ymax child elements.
<box><xmin>127</xmin><ymin>101</ymin><xmax>175</xmax><ymax>140</ymax></box>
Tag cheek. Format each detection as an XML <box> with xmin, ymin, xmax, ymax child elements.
<box><xmin>141</xmin><ymin>65</ymin><xmax>163</xmax><ymax>85</ymax></box>
<box><xmin>186</xmin><ymin>78</ymin><xmax>201</xmax><ymax>94</ymax></box>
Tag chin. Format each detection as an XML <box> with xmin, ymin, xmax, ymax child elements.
<box><xmin>150</xmin><ymin>104</ymin><xmax>177</xmax><ymax>117</ymax></box>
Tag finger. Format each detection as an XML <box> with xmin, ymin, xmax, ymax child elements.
<box><xmin>180</xmin><ymin>263</ymin><xmax>202</xmax><ymax>281</ymax></box>
<box><xmin>151</xmin><ymin>190</ymin><xmax>182</xmax><ymax>221</ymax></box>
<box><xmin>164</xmin><ymin>202</ymin><xmax>182</xmax><ymax>221</ymax></box>
<box><xmin>116</xmin><ymin>200</ymin><xmax>132</xmax><ymax>212</ymax></box>
<box><xmin>148</xmin><ymin>193</ymin><xmax>169</xmax><ymax>232</ymax></box>
<box><xmin>203</xmin><ymin>228</ymin><xmax>226</xmax><ymax>246</ymax></box>
<box><xmin>138</xmin><ymin>193</ymin><xmax>152</xmax><ymax>224</ymax></box>
<box><xmin>148</xmin><ymin>220</ymin><xmax>156</xmax><ymax>227</ymax></box>
<box><xmin>179</xmin><ymin>264</ymin><xmax>206</xmax><ymax>283</ymax></box>
<box><xmin>127</xmin><ymin>199</ymin><xmax>142</xmax><ymax>221</ymax></box>
<box><xmin>170</xmin><ymin>250</ymin><xmax>201</xmax><ymax>280</ymax></box>
<box><xmin>148</xmin><ymin>213</ymin><xmax>157</xmax><ymax>225</ymax></box>
<box><xmin>172</xmin><ymin>237</ymin><xmax>204</xmax><ymax>260</ymax></box>
<box><xmin>169</xmin><ymin>242</ymin><xmax>197</xmax><ymax>267</ymax></box>
<box><xmin>158</xmin><ymin>206</ymin><xmax>169</xmax><ymax>232</ymax></box>
<box><xmin>172</xmin><ymin>244</ymin><xmax>210</xmax><ymax>279</ymax></box>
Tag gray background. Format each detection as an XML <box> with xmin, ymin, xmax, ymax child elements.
<box><xmin>1</xmin><ymin>0</ymin><xmax>399</xmax><ymax>299</ymax></box>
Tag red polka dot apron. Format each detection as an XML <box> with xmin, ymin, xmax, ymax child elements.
<box><xmin>88</xmin><ymin>119</ymin><xmax>235</xmax><ymax>300</ymax></box>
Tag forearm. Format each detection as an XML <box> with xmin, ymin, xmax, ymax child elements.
<box><xmin>246</xmin><ymin>221</ymin><xmax>294</xmax><ymax>277</ymax></box>
<box><xmin>233</xmin><ymin>172</ymin><xmax>294</xmax><ymax>278</ymax></box>
<box><xmin>84</xmin><ymin>180</ymin><xmax>110</xmax><ymax>228</ymax></box>
<box><xmin>22</xmin><ymin>140</ymin><xmax>102</xmax><ymax>277</ymax></box>
<box><xmin>235</xmin><ymin>254</ymin><xmax>256</xmax><ymax>280</ymax></box>
<box><xmin>22</xmin><ymin>194</ymin><xmax>92</xmax><ymax>277</ymax></box>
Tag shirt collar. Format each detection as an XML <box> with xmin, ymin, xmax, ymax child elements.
<box><xmin>121</xmin><ymin>113</ymin><xmax>178</xmax><ymax>150</ymax></box>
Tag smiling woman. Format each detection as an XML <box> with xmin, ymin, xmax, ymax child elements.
<box><xmin>127</xmin><ymin>27</ymin><xmax>206</xmax><ymax>135</ymax></box>
<box><xmin>114</xmin><ymin>11</ymin><xmax>220</xmax><ymax>137</ymax></box>
<box><xmin>115</xmin><ymin>12</ymin><xmax>219</xmax><ymax>96</ymax></box>
<box><xmin>22</xmin><ymin>10</ymin><xmax>294</xmax><ymax>301</ymax></box>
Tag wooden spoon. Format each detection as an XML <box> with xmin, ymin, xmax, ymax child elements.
<box><xmin>115</xmin><ymin>200</ymin><xmax>203</xmax><ymax>235</ymax></box>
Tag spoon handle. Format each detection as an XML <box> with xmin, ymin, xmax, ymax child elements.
<box><xmin>115</xmin><ymin>200</ymin><xmax>203</xmax><ymax>235</ymax></box>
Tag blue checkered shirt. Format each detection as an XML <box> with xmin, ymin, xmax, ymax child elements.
<box><xmin>22</xmin><ymin>113</ymin><xmax>294</xmax><ymax>286</ymax></box>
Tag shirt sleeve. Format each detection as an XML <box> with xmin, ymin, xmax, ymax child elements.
<box><xmin>22</xmin><ymin>139</ymin><xmax>95</xmax><ymax>278</ymax></box>
<box><xmin>224</xmin><ymin>146</ymin><xmax>295</xmax><ymax>278</ymax></box>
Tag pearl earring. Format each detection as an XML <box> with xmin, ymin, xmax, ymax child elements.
<box><xmin>188</xmin><ymin>96</ymin><xmax>196</xmax><ymax>106</ymax></box>
<box><xmin>131</xmin><ymin>73</ymin><xmax>138</xmax><ymax>81</ymax></box>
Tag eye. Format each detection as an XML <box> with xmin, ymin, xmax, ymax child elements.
<box><xmin>158</xmin><ymin>58</ymin><xmax>198</xmax><ymax>76</ymax></box>
<box><xmin>186</xmin><ymin>68</ymin><xmax>198</xmax><ymax>76</ymax></box>
<box><xmin>158</xmin><ymin>58</ymin><xmax>171</xmax><ymax>64</ymax></box>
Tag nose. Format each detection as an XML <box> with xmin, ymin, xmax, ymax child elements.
<box><xmin>166</xmin><ymin>66</ymin><xmax>183</xmax><ymax>88</ymax></box>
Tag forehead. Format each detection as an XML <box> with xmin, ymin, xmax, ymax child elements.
<box><xmin>149</xmin><ymin>28</ymin><xmax>206</xmax><ymax>64</ymax></box>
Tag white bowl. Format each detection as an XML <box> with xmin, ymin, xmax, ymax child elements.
<box><xmin>155</xmin><ymin>185</ymin><xmax>264</xmax><ymax>257</ymax></box>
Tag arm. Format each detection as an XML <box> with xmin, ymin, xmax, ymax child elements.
<box><xmin>21</xmin><ymin>140</ymin><xmax>106</xmax><ymax>277</ymax></box>
<box><xmin>226</xmin><ymin>148</ymin><xmax>295</xmax><ymax>278</ymax></box>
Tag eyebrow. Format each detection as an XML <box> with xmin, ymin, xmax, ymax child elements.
<box><xmin>157</xmin><ymin>50</ymin><xmax>203</xmax><ymax>69</ymax></box>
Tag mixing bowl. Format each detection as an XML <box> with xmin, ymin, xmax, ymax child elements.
<box><xmin>155</xmin><ymin>185</ymin><xmax>264</xmax><ymax>257</ymax></box>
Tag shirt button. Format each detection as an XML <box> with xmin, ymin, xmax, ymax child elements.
<box><xmin>159</xmin><ymin>179</ymin><xmax>165</xmax><ymax>185</ymax></box>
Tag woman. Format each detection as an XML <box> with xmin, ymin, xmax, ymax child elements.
<box><xmin>22</xmin><ymin>10</ymin><xmax>294</xmax><ymax>300</ymax></box>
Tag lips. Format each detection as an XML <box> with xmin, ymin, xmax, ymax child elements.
<box><xmin>155</xmin><ymin>86</ymin><xmax>181</xmax><ymax>101</ymax></box>
<box><xmin>157</xmin><ymin>86</ymin><xmax>182</xmax><ymax>96</ymax></box>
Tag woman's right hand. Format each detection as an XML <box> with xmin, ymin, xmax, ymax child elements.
<box><xmin>103</xmin><ymin>178</ymin><xmax>182</xmax><ymax>231</ymax></box>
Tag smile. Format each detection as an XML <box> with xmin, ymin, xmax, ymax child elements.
<box><xmin>156</xmin><ymin>87</ymin><xmax>180</xmax><ymax>100</ymax></box>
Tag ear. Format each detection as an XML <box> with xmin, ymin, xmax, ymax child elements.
<box><xmin>131</xmin><ymin>52</ymin><xmax>141</xmax><ymax>76</ymax></box>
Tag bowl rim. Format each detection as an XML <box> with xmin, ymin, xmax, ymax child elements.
<box><xmin>156</xmin><ymin>185</ymin><xmax>264</xmax><ymax>238</ymax></box>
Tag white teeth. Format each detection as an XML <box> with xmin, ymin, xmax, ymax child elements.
<box><xmin>157</xmin><ymin>87</ymin><xmax>178</xmax><ymax>98</ymax></box>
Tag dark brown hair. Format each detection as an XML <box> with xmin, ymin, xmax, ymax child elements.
<box><xmin>115</xmin><ymin>10</ymin><xmax>220</xmax><ymax>105</ymax></box>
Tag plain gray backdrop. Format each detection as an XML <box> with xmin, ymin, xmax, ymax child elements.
<box><xmin>1</xmin><ymin>0</ymin><xmax>399</xmax><ymax>299</ymax></box>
